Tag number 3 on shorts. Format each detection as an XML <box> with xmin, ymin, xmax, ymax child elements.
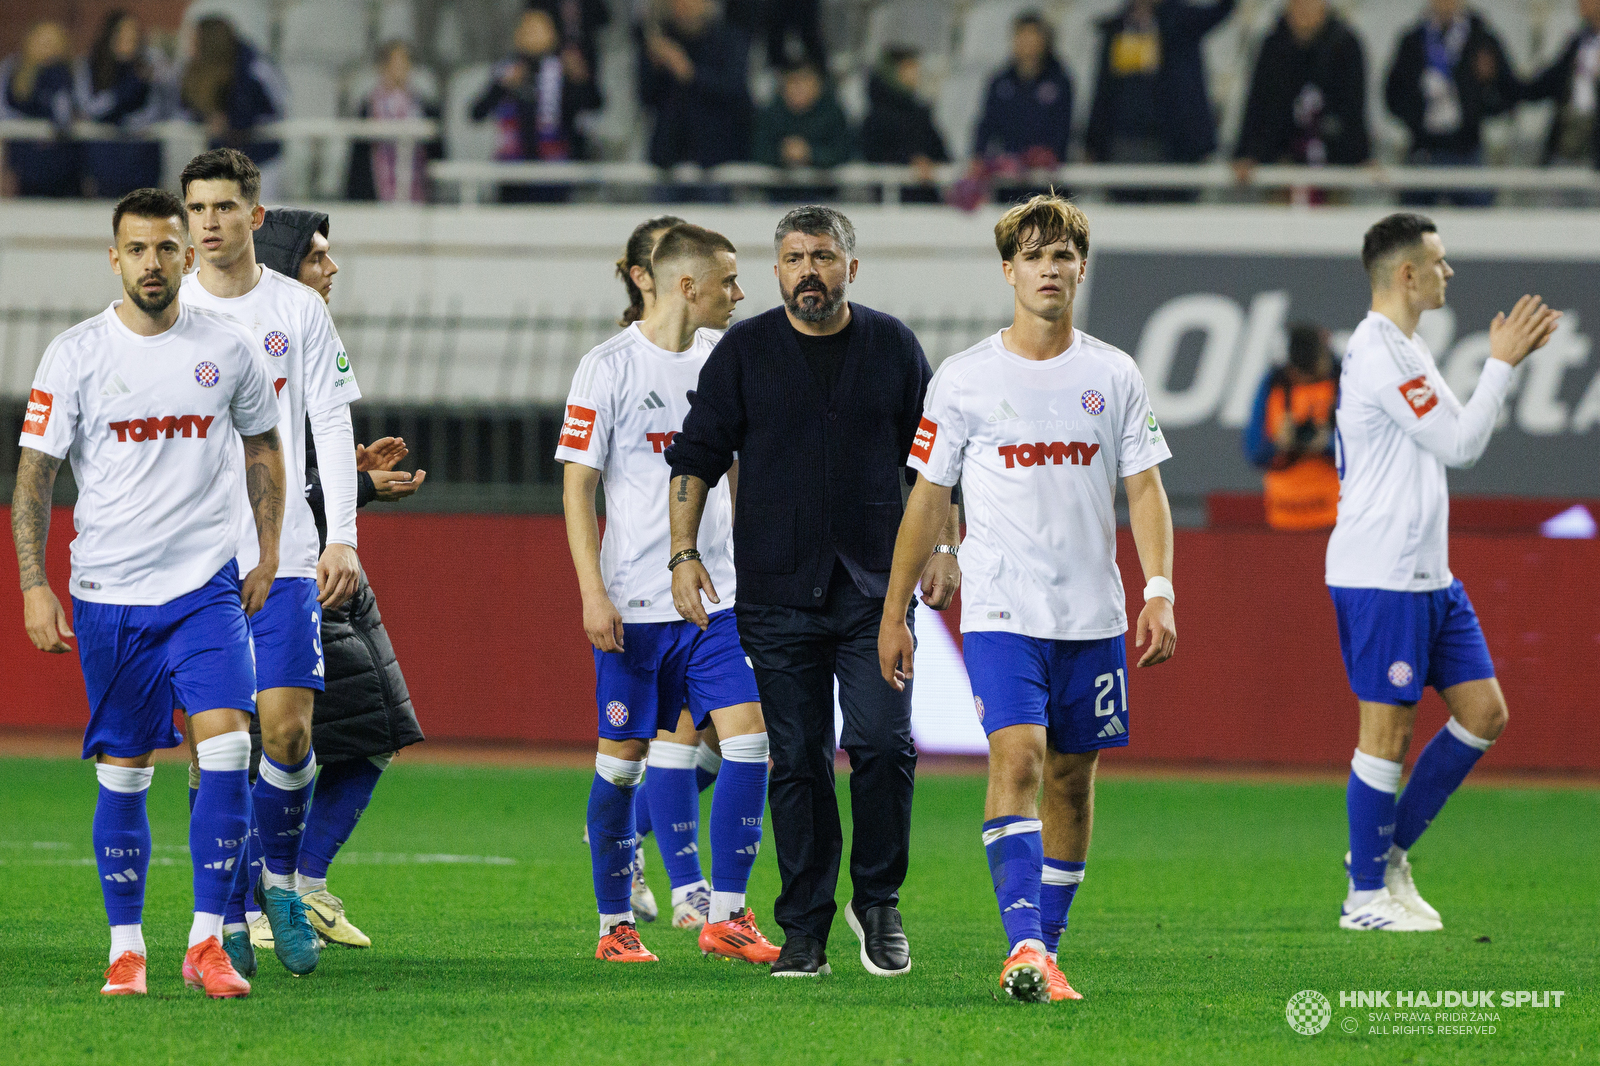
<box><xmin>1094</xmin><ymin>668</ymin><xmax>1127</xmax><ymax>717</ymax></box>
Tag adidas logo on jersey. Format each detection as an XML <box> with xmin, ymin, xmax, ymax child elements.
<box><xmin>104</xmin><ymin>868</ymin><xmax>140</xmax><ymax>883</ymax></box>
<box><xmin>1097</xmin><ymin>716</ymin><xmax>1126</xmax><ymax>739</ymax></box>
<box><xmin>986</xmin><ymin>400</ymin><xmax>1020</xmax><ymax>423</ymax></box>
<box><xmin>638</xmin><ymin>391</ymin><xmax>667</xmax><ymax>411</ymax></box>
<box><xmin>202</xmin><ymin>857</ymin><xmax>237</xmax><ymax>872</ymax></box>
<box><xmin>100</xmin><ymin>374</ymin><xmax>131</xmax><ymax>396</ymax></box>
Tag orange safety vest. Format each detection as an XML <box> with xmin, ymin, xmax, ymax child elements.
<box><xmin>1262</xmin><ymin>378</ymin><xmax>1340</xmax><ymax>531</ymax></box>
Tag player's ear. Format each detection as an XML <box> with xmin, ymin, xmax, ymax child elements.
<box><xmin>183</xmin><ymin>243</ymin><xmax>195</xmax><ymax>271</ymax></box>
<box><xmin>108</xmin><ymin>244</ymin><xmax>120</xmax><ymax>274</ymax></box>
<box><xmin>848</xmin><ymin>258</ymin><xmax>858</xmax><ymax>284</ymax></box>
<box><xmin>250</xmin><ymin>202</ymin><xmax>265</xmax><ymax>231</ymax></box>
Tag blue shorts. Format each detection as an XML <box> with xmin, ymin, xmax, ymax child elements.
<box><xmin>963</xmin><ymin>632</ymin><xmax>1130</xmax><ymax>754</ymax></box>
<box><xmin>1330</xmin><ymin>579</ymin><xmax>1495</xmax><ymax>704</ymax></box>
<box><xmin>250</xmin><ymin>577</ymin><xmax>325</xmax><ymax>691</ymax></box>
<box><xmin>593</xmin><ymin>609</ymin><xmax>761</xmax><ymax>741</ymax></box>
<box><xmin>74</xmin><ymin>561</ymin><xmax>257</xmax><ymax>760</ymax></box>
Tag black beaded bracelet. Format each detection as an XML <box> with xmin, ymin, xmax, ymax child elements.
<box><xmin>667</xmin><ymin>548</ymin><xmax>702</xmax><ymax>571</ymax></box>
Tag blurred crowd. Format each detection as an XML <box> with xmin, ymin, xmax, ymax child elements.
<box><xmin>2</xmin><ymin>0</ymin><xmax>1598</xmax><ymax>203</ymax></box>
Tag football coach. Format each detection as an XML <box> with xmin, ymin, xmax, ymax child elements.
<box><xmin>665</xmin><ymin>206</ymin><xmax>961</xmax><ymax>978</ymax></box>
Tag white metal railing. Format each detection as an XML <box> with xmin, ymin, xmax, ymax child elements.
<box><xmin>4</xmin><ymin>116</ymin><xmax>1597</xmax><ymax>206</ymax></box>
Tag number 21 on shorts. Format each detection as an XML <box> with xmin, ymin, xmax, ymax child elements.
<box><xmin>1094</xmin><ymin>668</ymin><xmax>1127</xmax><ymax>717</ymax></box>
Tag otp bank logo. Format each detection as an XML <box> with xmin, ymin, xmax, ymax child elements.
<box><xmin>560</xmin><ymin>405</ymin><xmax>597</xmax><ymax>450</ymax></box>
<box><xmin>998</xmin><ymin>441</ymin><xmax>1101</xmax><ymax>468</ymax></box>
<box><xmin>646</xmin><ymin>430</ymin><xmax>678</xmax><ymax>454</ymax></box>
<box><xmin>1398</xmin><ymin>375</ymin><xmax>1438</xmax><ymax>418</ymax></box>
<box><xmin>22</xmin><ymin>389</ymin><xmax>52</xmax><ymax>436</ymax></box>
<box><xmin>108</xmin><ymin>415</ymin><xmax>215</xmax><ymax>441</ymax></box>
<box><xmin>911</xmin><ymin>417</ymin><xmax>938</xmax><ymax>462</ymax></box>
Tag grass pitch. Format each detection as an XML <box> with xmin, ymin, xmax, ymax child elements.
<box><xmin>0</xmin><ymin>757</ymin><xmax>1593</xmax><ymax>1065</ymax></box>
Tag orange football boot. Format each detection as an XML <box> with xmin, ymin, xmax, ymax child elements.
<box><xmin>596</xmin><ymin>922</ymin><xmax>659</xmax><ymax>962</ymax></box>
<box><xmin>698</xmin><ymin>908</ymin><xmax>781</xmax><ymax>964</ymax></box>
<box><xmin>101</xmin><ymin>951</ymin><xmax>147</xmax><ymax>996</ymax></box>
<box><xmin>999</xmin><ymin>943</ymin><xmax>1049</xmax><ymax>1003</ymax></box>
<box><xmin>1046</xmin><ymin>956</ymin><xmax>1083</xmax><ymax>1001</ymax></box>
<box><xmin>183</xmin><ymin>936</ymin><xmax>251</xmax><ymax>998</ymax></box>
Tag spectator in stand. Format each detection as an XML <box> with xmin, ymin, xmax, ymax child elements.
<box><xmin>1243</xmin><ymin>323</ymin><xmax>1340</xmax><ymax>532</ymax></box>
<box><xmin>972</xmin><ymin>13</ymin><xmax>1074</xmax><ymax>169</ymax></box>
<box><xmin>638</xmin><ymin>0</ymin><xmax>752</xmax><ymax>170</ymax></box>
<box><xmin>1233</xmin><ymin>0</ymin><xmax>1369</xmax><ymax>190</ymax></box>
<box><xmin>1384</xmin><ymin>0</ymin><xmax>1517</xmax><ymax>206</ymax></box>
<box><xmin>1520</xmin><ymin>0</ymin><xmax>1600</xmax><ymax>170</ymax></box>
<box><xmin>349</xmin><ymin>41</ymin><xmax>440</xmax><ymax>203</ymax></box>
<box><xmin>75</xmin><ymin>10</ymin><xmax>169</xmax><ymax>198</ymax></box>
<box><xmin>758</xmin><ymin>0</ymin><xmax>828</xmax><ymax>72</ymax></box>
<box><xmin>179</xmin><ymin>17</ymin><xmax>288</xmax><ymax>199</ymax></box>
<box><xmin>754</xmin><ymin>62</ymin><xmax>853</xmax><ymax>170</ymax></box>
<box><xmin>0</xmin><ymin>21</ymin><xmax>80</xmax><ymax>198</ymax></box>
<box><xmin>1085</xmin><ymin>0</ymin><xmax>1236</xmax><ymax>196</ymax></box>
<box><xmin>860</xmin><ymin>45</ymin><xmax>948</xmax><ymax>203</ymax></box>
<box><xmin>527</xmin><ymin>0</ymin><xmax>612</xmax><ymax>96</ymax></box>
<box><xmin>472</xmin><ymin>8</ymin><xmax>601</xmax><ymax>163</ymax></box>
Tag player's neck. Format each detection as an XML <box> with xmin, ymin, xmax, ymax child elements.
<box><xmin>636</xmin><ymin>301</ymin><xmax>698</xmax><ymax>353</ymax></box>
<box><xmin>197</xmin><ymin>253</ymin><xmax>263</xmax><ymax>300</ymax></box>
<box><xmin>1371</xmin><ymin>294</ymin><xmax>1421</xmax><ymax>339</ymax></box>
<box><xmin>1002</xmin><ymin>304</ymin><xmax>1076</xmax><ymax>361</ymax></box>
<box><xmin>115</xmin><ymin>297</ymin><xmax>180</xmax><ymax>337</ymax></box>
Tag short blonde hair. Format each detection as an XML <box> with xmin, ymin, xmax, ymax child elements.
<box><xmin>993</xmin><ymin>193</ymin><xmax>1090</xmax><ymax>261</ymax></box>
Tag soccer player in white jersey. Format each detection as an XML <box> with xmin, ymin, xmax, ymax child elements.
<box><xmin>560</xmin><ymin>223</ymin><xmax>778</xmax><ymax>965</ymax></box>
<box><xmin>1328</xmin><ymin>213</ymin><xmax>1560</xmax><ymax>933</ymax></box>
<box><xmin>177</xmin><ymin>147</ymin><xmax>364</xmax><ymax>978</ymax></box>
<box><xmin>878</xmin><ymin>195</ymin><xmax>1178</xmax><ymax>1003</ymax></box>
<box><xmin>10</xmin><ymin>189</ymin><xmax>285</xmax><ymax>998</ymax></box>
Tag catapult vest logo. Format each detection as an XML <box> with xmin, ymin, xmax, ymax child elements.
<box><xmin>998</xmin><ymin>441</ymin><xmax>1100</xmax><ymax>468</ymax></box>
<box><xmin>108</xmin><ymin>415</ymin><xmax>215</xmax><ymax>441</ymax></box>
<box><xmin>22</xmin><ymin>389</ymin><xmax>51</xmax><ymax>435</ymax></box>
<box><xmin>560</xmin><ymin>405</ymin><xmax>597</xmax><ymax>450</ymax></box>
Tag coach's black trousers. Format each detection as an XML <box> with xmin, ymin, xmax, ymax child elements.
<box><xmin>736</xmin><ymin>571</ymin><xmax>917</xmax><ymax>945</ymax></box>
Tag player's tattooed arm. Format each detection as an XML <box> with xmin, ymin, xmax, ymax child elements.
<box><xmin>668</xmin><ymin>473</ymin><xmax>717</xmax><ymax>629</ymax></box>
<box><xmin>12</xmin><ymin>448</ymin><xmax>72</xmax><ymax>652</ymax></box>
<box><xmin>11</xmin><ymin>448</ymin><xmax>60</xmax><ymax>593</ymax></box>
<box><xmin>240</xmin><ymin>428</ymin><xmax>286</xmax><ymax>616</ymax></box>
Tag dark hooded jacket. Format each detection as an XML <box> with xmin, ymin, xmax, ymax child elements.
<box><xmin>860</xmin><ymin>71</ymin><xmax>948</xmax><ymax>165</ymax></box>
<box><xmin>250</xmin><ymin>209</ymin><xmax>425</xmax><ymax>763</ymax></box>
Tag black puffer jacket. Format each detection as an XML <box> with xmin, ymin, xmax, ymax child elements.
<box><xmin>248</xmin><ymin>208</ymin><xmax>425</xmax><ymax>764</ymax></box>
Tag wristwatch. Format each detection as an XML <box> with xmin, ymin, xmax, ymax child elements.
<box><xmin>932</xmin><ymin>544</ymin><xmax>959</xmax><ymax>556</ymax></box>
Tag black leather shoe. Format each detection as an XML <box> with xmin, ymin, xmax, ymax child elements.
<box><xmin>844</xmin><ymin>899</ymin><xmax>911</xmax><ymax>976</ymax></box>
<box><xmin>770</xmin><ymin>934</ymin><xmax>830</xmax><ymax>977</ymax></box>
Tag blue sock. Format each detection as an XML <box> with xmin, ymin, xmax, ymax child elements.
<box><xmin>633</xmin><ymin>782</ymin><xmax>653</xmax><ymax>841</ymax></box>
<box><xmin>644</xmin><ymin>743</ymin><xmax>704</xmax><ymax>889</ymax></box>
<box><xmin>1348</xmin><ymin>750</ymin><xmax>1402</xmax><ymax>891</ymax></box>
<box><xmin>298</xmin><ymin>757</ymin><xmax>385</xmax><ymax>880</ymax></box>
<box><xmin>188</xmin><ymin>787</ymin><xmax>197</xmax><ymax>813</ymax></box>
<box><xmin>588</xmin><ymin>755</ymin><xmax>644</xmax><ymax>916</ymax></box>
<box><xmin>1395</xmin><ymin>720</ymin><xmax>1490</xmax><ymax>851</ymax></box>
<box><xmin>984</xmin><ymin>816</ymin><xmax>1044</xmax><ymax>950</ymax></box>
<box><xmin>93</xmin><ymin>766</ymin><xmax>153</xmax><ymax>926</ymax></box>
<box><xmin>1040</xmin><ymin>859</ymin><xmax>1085</xmax><ymax>955</ymax></box>
<box><xmin>224</xmin><ymin>802</ymin><xmax>258</xmax><ymax>925</ymax></box>
<box><xmin>191</xmin><ymin>736</ymin><xmax>252</xmax><ymax>917</ymax></box>
<box><xmin>709</xmin><ymin>733</ymin><xmax>768</xmax><ymax>896</ymax></box>
<box><xmin>253</xmin><ymin>749</ymin><xmax>317</xmax><ymax>880</ymax></box>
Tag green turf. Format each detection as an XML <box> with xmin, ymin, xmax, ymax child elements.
<box><xmin>0</xmin><ymin>758</ymin><xmax>1593</xmax><ymax>1065</ymax></box>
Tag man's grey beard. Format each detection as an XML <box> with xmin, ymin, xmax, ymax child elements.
<box><xmin>784</xmin><ymin>279</ymin><xmax>847</xmax><ymax>323</ymax></box>
<box><xmin>127</xmin><ymin>279</ymin><xmax>178</xmax><ymax>315</ymax></box>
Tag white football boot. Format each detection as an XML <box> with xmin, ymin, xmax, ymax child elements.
<box><xmin>1339</xmin><ymin>887</ymin><xmax>1443</xmax><ymax>931</ymax></box>
<box><xmin>631</xmin><ymin>851</ymin><xmax>659</xmax><ymax>923</ymax></box>
<box><xmin>672</xmin><ymin>883</ymin><xmax>710</xmax><ymax>930</ymax></box>
<box><xmin>1384</xmin><ymin>847</ymin><xmax>1442</xmax><ymax>924</ymax></box>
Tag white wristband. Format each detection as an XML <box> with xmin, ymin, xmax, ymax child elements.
<box><xmin>1143</xmin><ymin>577</ymin><xmax>1175</xmax><ymax>605</ymax></box>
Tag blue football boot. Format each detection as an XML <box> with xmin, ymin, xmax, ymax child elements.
<box><xmin>222</xmin><ymin>928</ymin><xmax>257</xmax><ymax>977</ymax></box>
<box><xmin>254</xmin><ymin>874</ymin><xmax>322</xmax><ymax>975</ymax></box>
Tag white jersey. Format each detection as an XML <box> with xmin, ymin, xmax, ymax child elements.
<box><xmin>910</xmin><ymin>329</ymin><xmax>1171</xmax><ymax>640</ymax></box>
<box><xmin>1326</xmin><ymin>311</ymin><xmax>1514</xmax><ymax>592</ymax></box>
<box><xmin>19</xmin><ymin>302</ymin><xmax>279</xmax><ymax>605</ymax></box>
<box><xmin>555</xmin><ymin>324</ymin><xmax>737</xmax><ymax>624</ymax></box>
<box><xmin>181</xmin><ymin>267</ymin><xmax>361</xmax><ymax>578</ymax></box>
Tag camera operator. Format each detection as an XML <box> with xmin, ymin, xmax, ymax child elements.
<box><xmin>1244</xmin><ymin>323</ymin><xmax>1340</xmax><ymax>531</ymax></box>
